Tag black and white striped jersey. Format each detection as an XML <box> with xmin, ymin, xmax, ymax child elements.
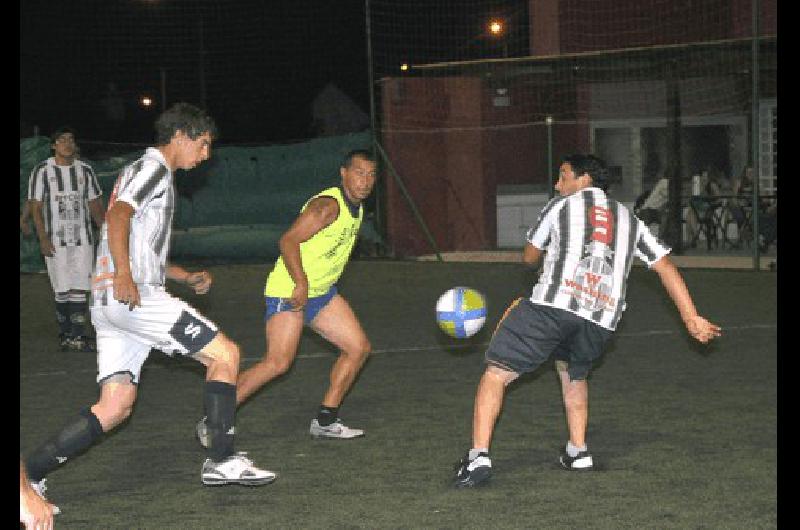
<box><xmin>27</xmin><ymin>157</ymin><xmax>102</xmax><ymax>247</ymax></box>
<box><xmin>94</xmin><ymin>148</ymin><xmax>174</xmax><ymax>287</ymax></box>
<box><xmin>526</xmin><ymin>187</ymin><xmax>670</xmax><ymax>331</ymax></box>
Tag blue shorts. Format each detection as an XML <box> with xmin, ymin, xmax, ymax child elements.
<box><xmin>264</xmin><ymin>285</ymin><xmax>338</xmax><ymax>325</ymax></box>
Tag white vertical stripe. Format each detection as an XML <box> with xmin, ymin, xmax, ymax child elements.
<box><xmin>94</xmin><ymin>149</ymin><xmax>173</xmax><ymax>286</ymax></box>
<box><xmin>30</xmin><ymin>158</ymin><xmax>99</xmax><ymax>248</ymax></box>
<box><xmin>527</xmin><ymin>187</ymin><xmax>669</xmax><ymax>331</ymax></box>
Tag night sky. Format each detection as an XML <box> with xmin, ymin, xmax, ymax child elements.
<box><xmin>20</xmin><ymin>0</ymin><xmax>527</xmax><ymax>147</ymax></box>
<box><xmin>20</xmin><ymin>0</ymin><xmax>372</xmax><ymax>145</ymax></box>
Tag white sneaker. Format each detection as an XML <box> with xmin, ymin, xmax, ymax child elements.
<box><xmin>29</xmin><ymin>479</ymin><xmax>61</xmax><ymax>515</ymax></box>
<box><xmin>201</xmin><ymin>452</ymin><xmax>277</xmax><ymax>486</ymax></box>
<box><xmin>309</xmin><ymin>418</ymin><xmax>365</xmax><ymax>439</ymax></box>
<box><xmin>453</xmin><ymin>451</ymin><xmax>492</xmax><ymax>487</ymax></box>
<box><xmin>559</xmin><ymin>449</ymin><xmax>594</xmax><ymax>471</ymax></box>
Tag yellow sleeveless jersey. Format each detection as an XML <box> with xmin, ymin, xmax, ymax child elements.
<box><xmin>265</xmin><ymin>186</ymin><xmax>363</xmax><ymax>298</ymax></box>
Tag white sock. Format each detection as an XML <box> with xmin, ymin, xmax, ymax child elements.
<box><xmin>566</xmin><ymin>441</ymin><xmax>587</xmax><ymax>458</ymax></box>
<box><xmin>469</xmin><ymin>448</ymin><xmax>488</xmax><ymax>460</ymax></box>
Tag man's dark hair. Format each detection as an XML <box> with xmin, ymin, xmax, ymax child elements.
<box><xmin>341</xmin><ymin>149</ymin><xmax>376</xmax><ymax>169</ymax></box>
<box><xmin>562</xmin><ymin>154</ymin><xmax>610</xmax><ymax>191</ymax></box>
<box><xmin>154</xmin><ymin>102</ymin><xmax>219</xmax><ymax>145</ymax></box>
<box><xmin>50</xmin><ymin>126</ymin><xmax>77</xmax><ymax>143</ymax></box>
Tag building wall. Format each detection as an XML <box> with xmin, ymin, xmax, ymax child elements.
<box><xmin>381</xmin><ymin>77</ymin><xmax>495</xmax><ymax>257</ymax></box>
<box><xmin>530</xmin><ymin>0</ymin><xmax>776</xmax><ymax>56</ymax></box>
<box><xmin>378</xmin><ymin>1</ymin><xmax>775</xmax><ymax>256</ymax></box>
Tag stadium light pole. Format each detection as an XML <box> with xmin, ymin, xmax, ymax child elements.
<box><xmin>750</xmin><ymin>0</ymin><xmax>760</xmax><ymax>271</ymax></box>
<box><xmin>364</xmin><ymin>0</ymin><xmax>384</xmax><ymax>250</ymax></box>
<box><xmin>546</xmin><ymin>116</ymin><xmax>554</xmax><ymax>198</ymax></box>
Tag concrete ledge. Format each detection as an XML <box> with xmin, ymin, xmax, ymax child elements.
<box><xmin>416</xmin><ymin>251</ymin><xmax>776</xmax><ymax>270</ymax></box>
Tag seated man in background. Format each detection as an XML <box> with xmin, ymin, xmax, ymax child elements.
<box><xmin>634</xmin><ymin>175</ymin><xmax>669</xmax><ymax>239</ymax></box>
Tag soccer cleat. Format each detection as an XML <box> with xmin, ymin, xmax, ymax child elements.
<box><xmin>196</xmin><ymin>416</ymin><xmax>210</xmax><ymax>449</ymax></box>
<box><xmin>201</xmin><ymin>452</ymin><xmax>277</xmax><ymax>486</ymax></box>
<box><xmin>453</xmin><ymin>451</ymin><xmax>492</xmax><ymax>487</ymax></box>
<box><xmin>29</xmin><ymin>479</ymin><xmax>61</xmax><ymax>515</ymax></box>
<box><xmin>559</xmin><ymin>449</ymin><xmax>594</xmax><ymax>471</ymax></box>
<box><xmin>309</xmin><ymin>418</ymin><xmax>364</xmax><ymax>439</ymax></box>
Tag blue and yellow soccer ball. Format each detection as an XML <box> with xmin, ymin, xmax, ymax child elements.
<box><xmin>435</xmin><ymin>287</ymin><xmax>487</xmax><ymax>339</ymax></box>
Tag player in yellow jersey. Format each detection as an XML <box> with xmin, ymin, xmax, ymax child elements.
<box><xmin>196</xmin><ymin>149</ymin><xmax>378</xmax><ymax>443</ymax></box>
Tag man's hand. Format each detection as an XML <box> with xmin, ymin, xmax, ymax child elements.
<box><xmin>186</xmin><ymin>271</ymin><xmax>212</xmax><ymax>294</ymax></box>
<box><xmin>20</xmin><ymin>484</ymin><xmax>55</xmax><ymax>530</ymax></box>
<box><xmin>684</xmin><ymin>315</ymin><xmax>722</xmax><ymax>344</ymax></box>
<box><xmin>113</xmin><ymin>270</ymin><xmax>140</xmax><ymax>310</ymax></box>
<box><xmin>288</xmin><ymin>280</ymin><xmax>309</xmax><ymax>311</ymax></box>
<box><xmin>38</xmin><ymin>237</ymin><xmax>55</xmax><ymax>257</ymax></box>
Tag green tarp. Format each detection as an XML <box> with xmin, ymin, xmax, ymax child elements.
<box><xmin>20</xmin><ymin>131</ymin><xmax>374</xmax><ymax>271</ymax></box>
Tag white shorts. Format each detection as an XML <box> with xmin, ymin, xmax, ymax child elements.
<box><xmin>90</xmin><ymin>284</ymin><xmax>219</xmax><ymax>384</ymax></box>
<box><xmin>44</xmin><ymin>244</ymin><xmax>94</xmax><ymax>294</ymax></box>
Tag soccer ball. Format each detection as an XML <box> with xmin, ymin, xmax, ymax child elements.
<box><xmin>435</xmin><ymin>287</ymin><xmax>487</xmax><ymax>339</ymax></box>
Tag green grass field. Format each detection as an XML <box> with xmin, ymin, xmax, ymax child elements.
<box><xmin>20</xmin><ymin>260</ymin><xmax>777</xmax><ymax>529</ymax></box>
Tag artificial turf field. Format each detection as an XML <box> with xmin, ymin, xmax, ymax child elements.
<box><xmin>20</xmin><ymin>260</ymin><xmax>777</xmax><ymax>529</ymax></box>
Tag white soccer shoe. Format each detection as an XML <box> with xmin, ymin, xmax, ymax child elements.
<box><xmin>309</xmin><ymin>418</ymin><xmax>365</xmax><ymax>439</ymax></box>
<box><xmin>201</xmin><ymin>452</ymin><xmax>277</xmax><ymax>486</ymax></box>
<box><xmin>559</xmin><ymin>449</ymin><xmax>594</xmax><ymax>471</ymax></box>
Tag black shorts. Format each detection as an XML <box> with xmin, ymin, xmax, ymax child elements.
<box><xmin>485</xmin><ymin>299</ymin><xmax>613</xmax><ymax>381</ymax></box>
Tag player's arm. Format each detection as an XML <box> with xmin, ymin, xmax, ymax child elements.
<box><xmin>280</xmin><ymin>196</ymin><xmax>339</xmax><ymax>308</ymax></box>
<box><xmin>29</xmin><ymin>200</ymin><xmax>54</xmax><ymax>257</ymax></box>
<box><xmin>166</xmin><ymin>263</ymin><xmax>212</xmax><ymax>294</ymax></box>
<box><xmin>88</xmin><ymin>196</ymin><xmax>106</xmax><ymax>229</ymax></box>
<box><xmin>522</xmin><ymin>242</ymin><xmax>544</xmax><ymax>267</ymax></box>
<box><xmin>106</xmin><ymin>200</ymin><xmax>140</xmax><ymax>308</ymax></box>
<box><xmin>651</xmin><ymin>256</ymin><xmax>722</xmax><ymax>344</ymax></box>
<box><xmin>19</xmin><ymin>200</ymin><xmax>33</xmax><ymax>236</ymax></box>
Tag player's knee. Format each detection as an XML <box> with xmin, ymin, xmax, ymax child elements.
<box><xmin>486</xmin><ymin>364</ymin><xmax>519</xmax><ymax>385</ymax></box>
<box><xmin>114</xmin><ymin>402</ymin><xmax>135</xmax><ymax>424</ymax></box>
<box><xmin>264</xmin><ymin>355</ymin><xmax>294</xmax><ymax>376</ymax></box>
<box><xmin>94</xmin><ymin>391</ymin><xmax>136</xmax><ymax>428</ymax></box>
<box><xmin>355</xmin><ymin>338</ymin><xmax>371</xmax><ymax>360</ymax></box>
<box><xmin>338</xmin><ymin>339</ymin><xmax>370</xmax><ymax>367</ymax></box>
<box><xmin>224</xmin><ymin>341</ymin><xmax>241</xmax><ymax>367</ymax></box>
<box><xmin>205</xmin><ymin>333</ymin><xmax>241</xmax><ymax>369</ymax></box>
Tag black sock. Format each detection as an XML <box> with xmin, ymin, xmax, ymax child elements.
<box><xmin>204</xmin><ymin>381</ymin><xmax>236</xmax><ymax>462</ymax></box>
<box><xmin>69</xmin><ymin>301</ymin><xmax>88</xmax><ymax>338</ymax></box>
<box><xmin>317</xmin><ymin>405</ymin><xmax>339</xmax><ymax>427</ymax></box>
<box><xmin>56</xmin><ymin>302</ymin><xmax>71</xmax><ymax>337</ymax></box>
<box><xmin>25</xmin><ymin>407</ymin><xmax>104</xmax><ymax>481</ymax></box>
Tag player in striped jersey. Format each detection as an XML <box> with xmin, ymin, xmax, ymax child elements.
<box><xmin>24</xmin><ymin>104</ymin><xmax>275</xmax><ymax>500</ymax></box>
<box><xmin>455</xmin><ymin>154</ymin><xmax>721</xmax><ymax>487</ymax></box>
<box><xmin>27</xmin><ymin>127</ymin><xmax>105</xmax><ymax>352</ymax></box>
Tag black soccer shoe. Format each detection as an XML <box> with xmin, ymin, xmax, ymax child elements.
<box><xmin>453</xmin><ymin>451</ymin><xmax>492</xmax><ymax>487</ymax></box>
<box><xmin>559</xmin><ymin>449</ymin><xmax>594</xmax><ymax>471</ymax></box>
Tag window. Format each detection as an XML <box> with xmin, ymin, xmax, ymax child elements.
<box><xmin>759</xmin><ymin>99</ymin><xmax>776</xmax><ymax>195</ymax></box>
